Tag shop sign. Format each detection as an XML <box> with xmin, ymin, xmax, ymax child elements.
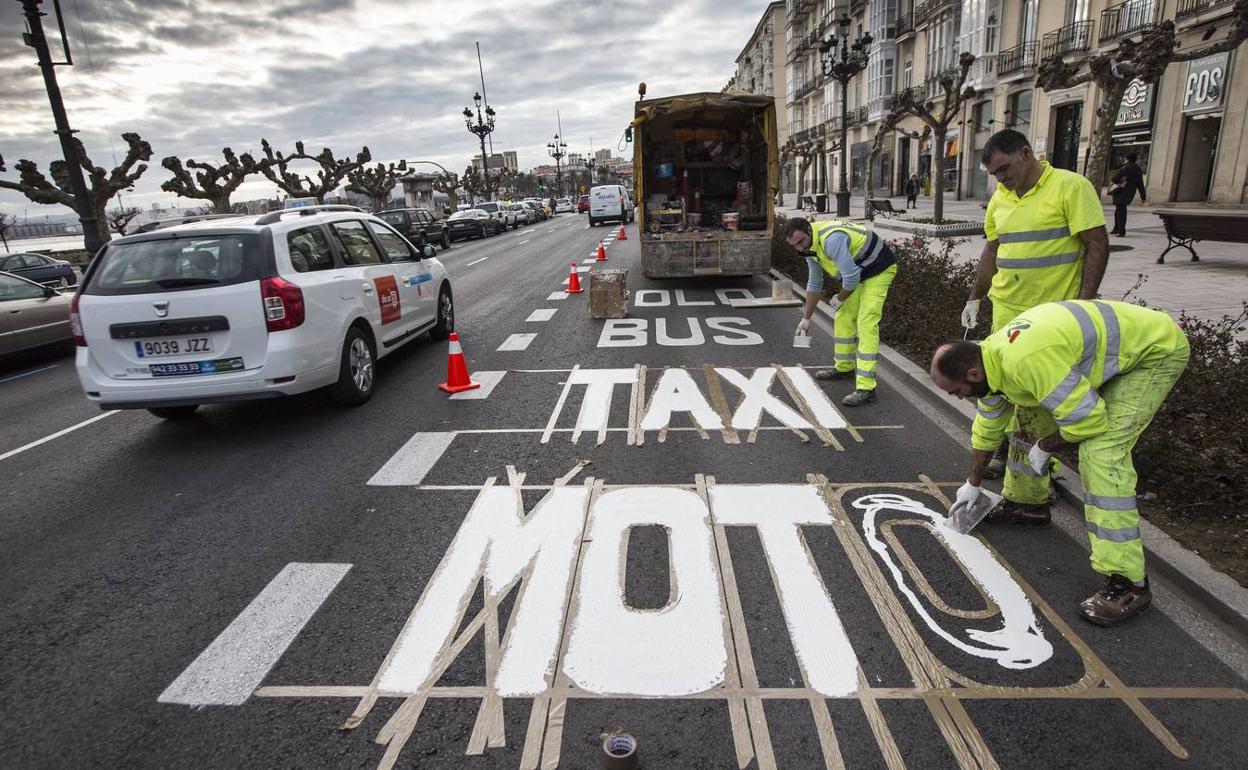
<box><xmin>1183</xmin><ymin>52</ymin><xmax>1229</xmax><ymax>114</ymax></box>
<box><xmin>1116</xmin><ymin>79</ymin><xmax>1154</xmax><ymax>128</ymax></box>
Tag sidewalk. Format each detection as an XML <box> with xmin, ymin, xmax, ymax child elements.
<box><xmin>777</xmin><ymin>193</ymin><xmax>1248</xmax><ymax>326</ymax></box>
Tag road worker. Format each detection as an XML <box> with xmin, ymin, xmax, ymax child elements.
<box><xmin>965</xmin><ymin>129</ymin><xmax>1109</xmax><ymax>507</ymax></box>
<box><xmin>785</xmin><ymin>216</ymin><xmax>898</xmax><ymax>407</ymax></box>
<box><xmin>930</xmin><ymin>300</ymin><xmax>1189</xmax><ymax>625</ymax></box>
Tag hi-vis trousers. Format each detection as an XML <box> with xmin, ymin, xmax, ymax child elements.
<box><xmin>832</xmin><ymin>264</ymin><xmax>898</xmax><ymax>391</ymax></box>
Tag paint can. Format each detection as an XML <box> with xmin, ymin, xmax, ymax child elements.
<box><xmin>722</xmin><ymin>212</ymin><xmax>740</xmax><ymax>230</ymax></box>
<box><xmin>600</xmin><ymin>732</ymin><xmax>638</xmax><ymax>769</ymax></box>
<box><xmin>793</xmin><ymin>333</ymin><xmax>812</xmax><ymax>349</ymax></box>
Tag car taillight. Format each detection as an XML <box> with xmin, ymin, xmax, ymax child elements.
<box><xmin>69</xmin><ymin>291</ymin><xmax>86</xmax><ymax>346</ymax></box>
<box><xmin>261</xmin><ymin>276</ymin><xmax>305</xmax><ymax>332</ymax></box>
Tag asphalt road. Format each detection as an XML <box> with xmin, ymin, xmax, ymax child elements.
<box><xmin>2</xmin><ymin>212</ymin><xmax>1247</xmax><ymax>769</ymax></box>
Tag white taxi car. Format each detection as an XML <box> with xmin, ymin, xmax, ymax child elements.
<box><xmin>73</xmin><ymin>206</ymin><xmax>454</xmax><ymax>418</ymax></box>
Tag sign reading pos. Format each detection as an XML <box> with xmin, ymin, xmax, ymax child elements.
<box><xmin>1184</xmin><ymin>52</ymin><xmax>1229</xmax><ymax>114</ymax></box>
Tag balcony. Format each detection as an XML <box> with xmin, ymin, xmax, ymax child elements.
<box><xmin>1177</xmin><ymin>0</ymin><xmax>1235</xmax><ymax>18</ymax></box>
<box><xmin>867</xmin><ymin>94</ymin><xmax>896</xmax><ymax>121</ymax></box>
<box><xmin>895</xmin><ymin>12</ymin><xmax>915</xmax><ymax>39</ymax></box>
<box><xmin>1100</xmin><ymin>0</ymin><xmax>1163</xmax><ymax>43</ymax></box>
<box><xmin>997</xmin><ymin>41</ymin><xmax>1038</xmax><ymax>78</ymax></box>
<box><xmin>848</xmin><ymin>105</ymin><xmax>869</xmax><ymax>126</ymax></box>
<box><xmin>1041</xmin><ymin>20</ymin><xmax>1095</xmax><ymax>58</ymax></box>
<box><xmin>850</xmin><ymin>0</ymin><xmax>867</xmax><ymax>14</ymax></box>
<box><xmin>924</xmin><ymin>67</ymin><xmax>959</xmax><ymax>101</ymax></box>
<box><xmin>914</xmin><ymin>0</ymin><xmax>957</xmax><ymax>26</ymax></box>
<box><xmin>965</xmin><ymin>53</ymin><xmax>997</xmax><ymax>90</ymax></box>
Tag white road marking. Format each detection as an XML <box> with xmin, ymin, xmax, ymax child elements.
<box><xmin>0</xmin><ymin>363</ymin><xmax>58</xmax><ymax>385</ymax></box>
<box><xmin>519</xmin><ymin>239</ymin><xmax>531</xmax><ymax>245</ymax></box>
<box><xmin>158</xmin><ymin>562</ymin><xmax>352</xmax><ymax>706</ymax></box>
<box><xmin>582</xmin><ymin>258</ymin><xmax>598</xmax><ymax>264</ymax></box>
<box><xmin>368</xmin><ymin>431</ymin><xmax>456</xmax><ymax>485</ymax></box>
<box><xmin>467</xmin><ymin>257</ymin><xmax>489</xmax><ymax>266</ymax></box>
<box><xmin>526</xmin><ymin>309</ymin><xmax>558</xmax><ymax>322</ymax></box>
<box><xmin>547</xmin><ymin>291</ymin><xmax>568</xmax><ymax>301</ymax></box>
<box><xmin>547</xmin><ymin>228</ymin><xmax>556</xmax><ymax>233</ymax></box>
<box><xmin>450</xmin><ymin>370</ymin><xmax>506</xmax><ymax>400</ymax></box>
<box><xmin>498</xmin><ymin>333</ymin><xmax>537</xmax><ymax>351</ymax></box>
<box><xmin>0</xmin><ymin>410</ymin><xmax>119</xmax><ymax>463</ymax></box>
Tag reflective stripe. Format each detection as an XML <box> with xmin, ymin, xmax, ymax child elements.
<box><xmin>834</xmin><ymin>353</ymin><xmax>856</xmax><ymax>361</ymax></box>
<box><xmin>834</xmin><ymin>336</ymin><xmax>858</xmax><ymax>344</ymax></box>
<box><xmin>997</xmin><ymin>251</ymin><xmax>1081</xmax><ymax>269</ymax></box>
<box><xmin>857</xmin><ymin>353</ymin><xmax>878</xmax><ymax>361</ymax></box>
<box><xmin>980</xmin><ymin>395</ymin><xmax>1005</xmax><ymax>407</ymax></box>
<box><xmin>1092</xmin><ymin>300</ymin><xmax>1121</xmax><ymax>381</ymax></box>
<box><xmin>1007</xmin><ymin>460</ymin><xmax>1044</xmax><ymax>478</ymax></box>
<box><xmin>998</xmin><ymin>226</ymin><xmax>1071</xmax><ymax>244</ymax></box>
<box><xmin>1008</xmin><ymin>436</ymin><xmax>1031</xmax><ymax>453</ymax></box>
<box><xmin>856</xmin><ymin>369</ymin><xmax>877</xmax><ymax>379</ymax></box>
<box><xmin>1086</xmin><ymin>521</ymin><xmax>1141</xmax><ymax>543</ymax></box>
<box><xmin>1058</xmin><ymin>301</ymin><xmax>1098</xmax><ymax>377</ymax></box>
<box><xmin>1055</xmin><ymin>389</ymin><xmax>1100</xmax><ymax>425</ymax></box>
<box><xmin>1083</xmin><ymin>492</ymin><xmax>1137</xmax><ymax>511</ymax></box>
<box><xmin>977</xmin><ymin>405</ymin><xmax>1006</xmax><ymax>419</ymax></box>
<box><xmin>1041</xmin><ymin>367</ymin><xmax>1082</xmax><ymax>411</ymax></box>
<box><xmin>856</xmin><ymin>233</ymin><xmax>884</xmax><ymax>267</ymax></box>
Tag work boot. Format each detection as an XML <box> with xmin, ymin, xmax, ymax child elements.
<box><xmin>814</xmin><ymin>369</ymin><xmax>854</xmax><ymax>381</ymax></box>
<box><xmin>983</xmin><ymin>445</ymin><xmax>1007</xmax><ymax>480</ymax></box>
<box><xmin>842</xmin><ymin>389</ymin><xmax>876</xmax><ymax>407</ymax></box>
<box><xmin>1080</xmin><ymin>575</ymin><xmax>1151</xmax><ymax>626</ymax></box>
<box><xmin>985</xmin><ymin>499</ymin><xmax>1051</xmax><ymax>526</ymax></box>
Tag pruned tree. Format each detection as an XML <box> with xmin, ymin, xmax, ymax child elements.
<box><xmin>106</xmin><ymin>205</ymin><xmax>141</xmax><ymax>235</ymax></box>
<box><xmin>258</xmin><ymin>140</ymin><xmax>372</xmax><ymax>203</ymax></box>
<box><xmin>865</xmin><ymin>112</ymin><xmax>927</xmax><ymax>220</ymax></box>
<box><xmin>894</xmin><ymin>52</ymin><xmax>978</xmax><ymax>223</ymax></box>
<box><xmin>160</xmin><ymin>147</ymin><xmax>265</xmax><ymax>214</ymax></box>
<box><xmin>0</xmin><ymin>133</ymin><xmax>153</xmax><ymax>246</ymax></box>
<box><xmin>345</xmin><ymin>159</ymin><xmax>409</xmax><ymax>212</ymax></box>
<box><xmin>431</xmin><ymin>172</ymin><xmax>460</xmax><ymax>211</ymax></box>
<box><xmin>460</xmin><ymin>165</ymin><xmax>489</xmax><ymax>202</ymax></box>
<box><xmin>0</xmin><ymin>211</ymin><xmax>14</xmax><ymax>253</ymax></box>
<box><xmin>1038</xmin><ymin>2</ymin><xmax>1248</xmax><ymax>196</ymax></box>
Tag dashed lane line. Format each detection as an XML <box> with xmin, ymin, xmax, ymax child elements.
<box><xmin>368</xmin><ymin>431</ymin><xmax>456</xmax><ymax>485</ymax></box>
<box><xmin>467</xmin><ymin>257</ymin><xmax>489</xmax><ymax>266</ymax></box>
<box><xmin>547</xmin><ymin>291</ymin><xmax>568</xmax><ymax>301</ymax></box>
<box><xmin>0</xmin><ymin>363</ymin><xmax>58</xmax><ymax>385</ymax></box>
<box><xmin>519</xmin><ymin>239</ymin><xmax>531</xmax><ymax>245</ymax></box>
<box><xmin>450</xmin><ymin>370</ymin><xmax>506</xmax><ymax>400</ymax></box>
<box><xmin>526</xmin><ymin>309</ymin><xmax>558</xmax><ymax>322</ymax></box>
<box><xmin>0</xmin><ymin>410</ymin><xmax>120</xmax><ymax>463</ymax></box>
<box><xmin>498</xmin><ymin>333</ymin><xmax>537</xmax><ymax>352</ymax></box>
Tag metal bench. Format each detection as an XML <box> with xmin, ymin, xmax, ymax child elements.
<box><xmin>866</xmin><ymin>198</ymin><xmax>902</xmax><ymax>218</ymax></box>
<box><xmin>1152</xmin><ymin>208</ymin><xmax>1248</xmax><ymax>264</ymax></box>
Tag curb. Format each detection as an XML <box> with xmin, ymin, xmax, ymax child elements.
<box><xmin>769</xmin><ymin>268</ymin><xmax>1248</xmax><ymax>640</ymax></box>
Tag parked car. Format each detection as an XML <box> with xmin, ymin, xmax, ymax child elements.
<box><xmin>577</xmin><ymin>194</ymin><xmax>589</xmax><ymax>214</ymax></box>
<box><xmin>508</xmin><ymin>203</ymin><xmax>534</xmax><ymax>226</ymax></box>
<box><xmin>475</xmin><ymin>201</ymin><xmax>517</xmax><ymax>231</ymax></box>
<box><xmin>554</xmin><ymin>197</ymin><xmax>574</xmax><ymax>214</ymax></box>
<box><xmin>588</xmin><ymin>184</ymin><xmax>634</xmax><ymax>226</ymax></box>
<box><xmin>521</xmin><ymin>200</ymin><xmax>545</xmax><ymax>221</ymax></box>
<box><xmin>0</xmin><ymin>271</ymin><xmax>72</xmax><ymax>355</ymax></box>
<box><xmin>375</xmin><ymin>208</ymin><xmax>450</xmax><ymax>250</ymax></box>
<box><xmin>72</xmin><ymin>206</ymin><xmax>454</xmax><ymax>418</ymax></box>
<box><xmin>0</xmin><ymin>252</ymin><xmax>77</xmax><ymax>287</ymax></box>
<box><xmin>446</xmin><ymin>208</ymin><xmax>499</xmax><ymax>241</ymax></box>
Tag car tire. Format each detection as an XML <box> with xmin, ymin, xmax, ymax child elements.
<box><xmin>330</xmin><ymin>327</ymin><xmax>375</xmax><ymax>406</ymax></box>
<box><xmin>441</xmin><ymin>232</ymin><xmax>451</xmax><ymax>249</ymax></box>
<box><xmin>148</xmin><ymin>405</ymin><xmax>199</xmax><ymax>420</ymax></box>
<box><xmin>430</xmin><ymin>285</ymin><xmax>454</xmax><ymax>340</ymax></box>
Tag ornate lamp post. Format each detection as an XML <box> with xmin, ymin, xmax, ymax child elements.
<box><xmin>463</xmin><ymin>92</ymin><xmax>495</xmax><ymax>200</ymax></box>
<box><xmin>586</xmin><ymin>157</ymin><xmax>596</xmax><ymax>189</ymax></box>
<box><xmin>546</xmin><ymin>134</ymin><xmax>567</xmax><ymax>197</ymax></box>
<box><xmin>820</xmin><ymin>14</ymin><xmax>872</xmax><ymax>217</ymax></box>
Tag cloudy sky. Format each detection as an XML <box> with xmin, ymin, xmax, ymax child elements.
<box><xmin>0</xmin><ymin>0</ymin><xmax>767</xmax><ymax>221</ymax></box>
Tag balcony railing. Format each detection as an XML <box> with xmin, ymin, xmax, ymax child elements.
<box><xmin>924</xmin><ymin>67</ymin><xmax>959</xmax><ymax>101</ymax></box>
<box><xmin>965</xmin><ymin>53</ymin><xmax>997</xmax><ymax>88</ymax></box>
<box><xmin>867</xmin><ymin>93</ymin><xmax>896</xmax><ymax>121</ymax></box>
<box><xmin>895</xmin><ymin>12</ymin><xmax>915</xmax><ymax>38</ymax></box>
<box><xmin>997</xmin><ymin>41</ymin><xmax>1038</xmax><ymax>78</ymax></box>
<box><xmin>1177</xmin><ymin>0</ymin><xmax>1234</xmax><ymax>18</ymax></box>
<box><xmin>1100</xmin><ymin>0</ymin><xmax>1163</xmax><ymax>43</ymax></box>
<box><xmin>848</xmin><ymin>105</ymin><xmax>869</xmax><ymax>126</ymax></box>
<box><xmin>1041</xmin><ymin>20</ymin><xmax>1095</xmax><ymax>58</ymax></box>
<box><xmin>914</xmin><ymin>0</ymin><xmax>957</xmax><ymax>26</ymax></box>
<box><xmin>850</xmin><ymin>0</ymin><xmax>867</xmax><ymax>14</ymax></box>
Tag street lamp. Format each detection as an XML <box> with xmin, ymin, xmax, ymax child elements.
<box><xmin>820</xmin><ymin>14</ymin><xmax>872</xmax><ymax>217</ymax></box>
<box><xmin>463</xmin><ymin>92</ymin><xmax>496</xmax><ymax>200</ymax></box>
<box><xmin>586</xmin><ymin>157</ymin><xmax>596</xmax><ymax>188</ymax></box>
<box><xmin>546</xmin><ymin>134</ymin><xmax>567</xmax><ymax>197</ymax></box>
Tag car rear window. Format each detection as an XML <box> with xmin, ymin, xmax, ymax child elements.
<box><xmin>86</xmin><ymin>235</ymin><xmax>261</xmax><ymax>295</ymax></box>
<box><xmin>376</xmin><ymin>211</ymin><xmax>408</xmax><ymax>227</ymax></box>
<box><xmin>478</xmin><ymin>203</ymin><xmax>499</xmax><ymax>212</ymax></box>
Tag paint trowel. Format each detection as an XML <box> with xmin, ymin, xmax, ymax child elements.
<box><xmin>944</xmin><ymin>487</ymin><xmax>1003</xmax><ymax>535</ymax></box>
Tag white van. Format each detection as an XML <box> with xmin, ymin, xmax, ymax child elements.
<box><xmin>588</xmin><ymin>184</ymin><xmax>634</xmax><ymax>227</ymax></box>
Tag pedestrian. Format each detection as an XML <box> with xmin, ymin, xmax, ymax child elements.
<box><xmin>962</xmin><ymin>128</ymin><xmax>1109</xmax><ymax>501</ymax></box>
<box><xmin>784</xmin><ymin>216</ymin><xmax>898</xmax><ymax>406</ymax></box>
<box><xmin>930</xmin><ymin>300</ymin><xmax>1188</xmax><ymax>625</ymax></box>
<box><xmin>1108</xmin><ymin>152</ymin><xmax>1147</xmax><ymax>236</ymax></box>
<box><xmin>904</xmin><ymin>174</ymin><xmax>919</xmax><ymax>209</ymax></box>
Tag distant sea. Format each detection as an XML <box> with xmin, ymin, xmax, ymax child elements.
<box><xmin>4</xmin><ymin>234</ymin><xmax>88</xmax><ymax>254</ymax></box>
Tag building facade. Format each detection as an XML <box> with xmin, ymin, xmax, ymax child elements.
<box><xmin>726</xmin><ymin>2</ymin><xmax>792</xmax><ymax>188</ymax></box>
<box><xmin>781</xmin><ymin>0</ymin><xmax>1247</xmax><ymax>206</ymax></box>
<box><xmin>471</xmin><ymin>151</ymin><xmax>519</xmax><ymax>174</ymax></box>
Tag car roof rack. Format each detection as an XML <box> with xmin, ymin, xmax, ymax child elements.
<box><xmin>133</xmin><ymin>213</ymin><xmax>241</xmax><ymax>234</ymax></box>
<box><xmin>254</xmin><ymin>205</ymin><xmax>364</xmax><ymax>226</ymax></box>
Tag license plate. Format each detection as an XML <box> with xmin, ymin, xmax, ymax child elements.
<box><xmin>148</xmin><ymin>357</ymin><xmax>245</xmax><ymax>377</ymax></box>
<box><xmin>135</xmin><ymin>336</ymin><xmax>213</xmax><ymax>358</ymax></box>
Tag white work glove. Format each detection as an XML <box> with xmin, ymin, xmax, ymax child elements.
<box><xmin>954</xmin><ymin>480</ymin><xmax>982</xmax><ymax>510</ymax></box>
<box><xmin>795</xmin><ymin>318</ymin><xmax>811</xmax><ymax>336</ymax></box>
<box><xmin>945</xmin><ymin>480</ymin><xmax>983</xmax><ymax>534</ymax></box>
<box><xmin>961</xmin><ymin>299</ymin><xmax>981</xmax><ymax>329</ymax></box>
<box><xmin>826</xmin><ymin>294</ymin><xmax>843</xmax><ymax>312</ymax></box>
<box><xmin>1028</xmin><ymin>443</ymin><xmax>1052</xmax><ymax>475</ymax></box>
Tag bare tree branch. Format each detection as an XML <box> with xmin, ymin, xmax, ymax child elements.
<box><xmin>161</xmin><ymin>147</ymin><xmax>265</xmax><ymax>213</ymax></box>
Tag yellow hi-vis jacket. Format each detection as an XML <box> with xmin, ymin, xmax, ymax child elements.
<box><xmin>810</xmin><ymin>219</ymin><xmax>896</xmax><ymax>287</ymax></box>
<box><xmin>971</xmin><ymin>300</ymin><xmax>1186</xmax><ymax>451</ymax></box>
<box><xmin>983</xmin><ymin>162</ymin><xmax>1105</xmax><ymax>310</ymax></box>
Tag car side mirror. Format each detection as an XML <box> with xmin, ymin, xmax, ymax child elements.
<box><xmin>43</xmin><ymin>286</ymin><xmax>58</xmax><ymax>298</ymax></box>
<box><xmin>422</xmin><ymin>245</ymin><xmax>436</xmax><ymax>259</ymax></box>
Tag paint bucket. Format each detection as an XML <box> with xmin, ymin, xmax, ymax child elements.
<box><xmin>793</xmin><ymin>333</ymin><xmax>812</xmax><ymax>349</ymax></box>
<box><xmin>600</xmin><ymin>732</ymin><xmax>638</xmax><ymax>769</ymax></box>
<box><xmin>722</xmin><ymin>212</ymin><xmax>740</xmax><ymax>230</ymax></box>
<box><xmin>685</xmin><ymin>213</ymin><xmax>702</xmax><ymax>229</ymax></box>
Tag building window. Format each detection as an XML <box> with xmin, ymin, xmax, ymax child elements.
<box><xmin>1006</xmin><ymin>90</ymin><xmax>1033</xmax><ymax>133</ymax></box>
<box><xmin>903</xmin><ymin>60</ymin><xmax>912</xmax><ymax>88</ymax></box>
<box><xmin>1018</xmin><ymin>0</ymin><xmax>1037</xmax><ymax>43</ymax></box>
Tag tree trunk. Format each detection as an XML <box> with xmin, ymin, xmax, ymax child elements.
<box><xmin>212</xmin><ymin>195</ymin><xmax>233</xmax><ymax>215</ymax></box>
<box><xmin>865</xmin><ymin>150</ymin><xmax>878</xmax><ymax>221</ymax></box>
<box><xmin>88</xmin><ymin>200</ymin><xmax>111</xmax><ymax>248</ymax></box>
<box><xmin>1084</xmin><ymin>80</ymin><xmax>1129</xmax><ymax>198</ymax></box>
<box><xmin>932</xmin><ymin>125</ymin><xmax>947</xmax><ymax>224</ymax></box>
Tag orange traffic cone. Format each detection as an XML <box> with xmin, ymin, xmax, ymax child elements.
<box><xmin>596</xmin><ymin>241</ymin><xmax>607</xmax><ymax>262</ymax></box>
<box><xmin>617</xmin><ymin>224</ymin><xmax>627</xmax><ymax>240</ymax></box>
<box><xmin>437</xmin><ymin>332</ymin><xmax>480</xmax><ymax>394</ymax></box>
<box><xmin>567</xmin><ymin>262</ymin><xmax>584</xmax><ymax>293</ymax></box>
